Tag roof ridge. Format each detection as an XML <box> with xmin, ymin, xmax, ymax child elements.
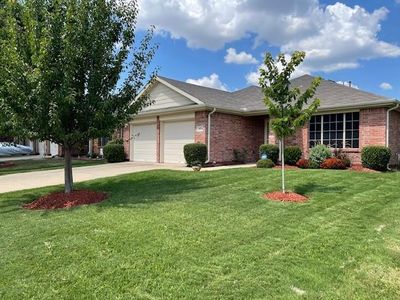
<box><xmin>158</xmin><ymin>75</ymin><xmax>232</xmax><ymax>94</ymax></box>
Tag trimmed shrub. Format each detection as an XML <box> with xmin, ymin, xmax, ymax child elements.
<box><xmin>103</xmin><ymin>143</ymin><xmax>125</xmax><ymax>162</ymax></box>
<box><xmin>296</xmin><ymin>158</ymin><xmax>309</xmax><ymax>169</ymax></box>
<box><xmin>320</xmin><ymin>157</ymin><xmax>346</xmax><ymax>169</ymax></box>
<box><xmin>309</xmin><ymin>144</ymin><xmax>332</xmax><ymax>168</ymax></box>
<box><xmin>284</xmin><ymin>146</ymin><xmax>302</xmax><ymax>165</ymax></box>
<box><xmin>259</xmin><ymin>144</ymin><xmax>279</xmax><ymax>164</ymax></box>
<box><xmin>184</xmin><ymin>143</ymin><xmax>207</xmax><ymax>166</ymax></box>
<box><xmin>256</xmin><ymin>159</ymin><xmax>275</xmax><ymax>168</ymax></box>
<box><xmin>361</xmin><ymin>146</ymin><xmax>391</xmax><ymax>171</ymax></box>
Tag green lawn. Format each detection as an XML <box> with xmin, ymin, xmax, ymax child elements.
<box><xmin>1</xmin><ymin>168</ymin><xmax>400</xmax><ymax>299</ymax></box>
<box><xmin>0</xmin><ymin>158</ymin><xmax>106</xmax><ymax>175</ymax></box>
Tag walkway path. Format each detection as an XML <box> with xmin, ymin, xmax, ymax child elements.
<box><xmin>0</xmin><ymin>162</ymin><xmax>255</xmax><ymax>193</ymax></box>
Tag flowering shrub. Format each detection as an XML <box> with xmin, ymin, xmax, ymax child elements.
<box><xmin>320</xmin><ymin>157</ymin><xmax>346</xmax><ymax>169</ymax></box>
<box><xmin>296</xmin><ymin>158</ymin><xmax>309</xmax><ymax>169</ymax></box>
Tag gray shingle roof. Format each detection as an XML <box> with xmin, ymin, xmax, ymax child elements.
<box><xmin>158</xmin><ymin>75</ymin><xmax>396</xmax><ymax>114</ymax></box>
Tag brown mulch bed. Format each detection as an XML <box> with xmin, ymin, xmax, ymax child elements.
<box><xmin>0</xmin><ymin>162</ymin><xmax>16</xmax><ymax>168</ymax></box>
<box><xmin>23</xmin><ymin>190</ymin><xmax>107</xmax><ymax>210</ymax></box>
<box><xmin>349</xmin><ymin>165</ymin><xmax>379</xmax><ymax>173</ymax></box>
<box><xmin>263</xmin><ymin>191</ymin><xmax>309</xmax><ymax>203</ymax></box>
<box><xmin>273</xmin><ymin>165</ymin><xmax>299</xmax><ymax>170</ymax></box>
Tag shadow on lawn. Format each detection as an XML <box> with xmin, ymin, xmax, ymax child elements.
<box><xmin>83</xmin><ymin>173</ymin><xmax>211</xmax><ymax>208</ymax></box>
<box><xmin>294</xmin><ymin>182</ymin><xmax>346</xmax><ymax>196</ymax></box>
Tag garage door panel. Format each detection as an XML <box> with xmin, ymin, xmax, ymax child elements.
<box><xmin>163</xmin><ymin>120</ymin><xmax>194</xmax><ymax>163</ymax></box>
<box><xmin>133</xmin><ymin>123</ymin><xmax>157</xmax><ymax>162</ymax></box>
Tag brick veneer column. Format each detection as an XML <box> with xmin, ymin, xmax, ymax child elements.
<box><xmin>194</xmin><ymin>111</ymin><xmax>208</xmax><ymax>144</ymax></box>
<box><xmin>123</xmin><ymin>124</ymin><xmax>130</xmax><ymax>160</ymax></box>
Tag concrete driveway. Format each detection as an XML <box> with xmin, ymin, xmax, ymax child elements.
<box><xmin>0</xmin><ymin>162</ymin><xmax>255</xmax><ymax>193</ymax></box>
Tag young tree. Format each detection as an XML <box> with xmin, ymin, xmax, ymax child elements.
<box><xmin>259</xmin><ymin>51</ymin><xmax>321</xmax><ymax>193</ymax></box>
<box><xmin>0</xmin><ymin>0</ymin><xmax>157</xmax><ymax>193</ymax></box>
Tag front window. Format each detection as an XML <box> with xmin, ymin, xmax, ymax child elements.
<box><xmin>309</xmin><ymin>112</ymin><xmax>359</xmax><ymax>148</ymax></box>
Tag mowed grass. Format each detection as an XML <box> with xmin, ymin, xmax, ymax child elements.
<box><xmin>1</xmin><ymin>168</ymin><xmax>400</xmax><ymax>299</ymax></box>
<box><xmin>0</xmin><ymin>158</ymin><xmax>106</xmax><ymax>175</ymax></box>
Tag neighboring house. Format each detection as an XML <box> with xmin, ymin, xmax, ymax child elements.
<box><xmin>118</xmin><ymin>74</ymin><xmax>399</xmax><ymax>165</ymax></box>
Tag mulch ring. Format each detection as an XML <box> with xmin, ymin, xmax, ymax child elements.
<box><xmin>263</xmin><ymin>191</ymin><xmax>309</xmax><ymax>203</ymax></box>
<box><xmin>23</xmin><ymin>190</ymin><xmax>107</xmax><ymax>210</ymax></box>
<box><xmin>0</xmin><ymin>162</ymin><xmax>16</xmax><ymax>169</ymax></box>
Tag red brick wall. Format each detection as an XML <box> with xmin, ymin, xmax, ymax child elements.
<box><xmin>271</xmin><ymin>108</ymin><xmax>392</xmax><ymax>165</ymax></box>
<box><xmin>389</xmin><ymin>110</ymin><xmax>400</xmax><ymax>165</ymax></box>
<box><xmin>195</xmin><ymin>111</ymin><xmax>264</xmax><ymax>163</ymax></box>
<box><xmin>194</xmin><ymin>111</ymin><xmax>208</xmax><ymax>144</ymax></box>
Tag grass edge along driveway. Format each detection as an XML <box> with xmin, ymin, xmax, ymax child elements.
<box><xmin>1</xmin><ymin>168</ymin><xmax>400</xmax><ymax>299</ymax></box>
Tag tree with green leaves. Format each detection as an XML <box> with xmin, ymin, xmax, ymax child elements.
<box><xmin>0</xmin><ymin>0</ymin><xmax>157</xmax><ymax>193</ymax></box>
<box><xmin>259</xmin><ymin>51</ymin><xmax>321</xmax><ymax>193</ymax></box>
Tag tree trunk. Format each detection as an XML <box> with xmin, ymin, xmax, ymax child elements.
<box><xmin>281</xmin><ymin>139</ymin><xmax>286</xmax><ymax>193</ymax></box>
<box><xmin>64</xmin><ymin>145</ymin><xmax>74</xmax><ymax>193</ymax></box>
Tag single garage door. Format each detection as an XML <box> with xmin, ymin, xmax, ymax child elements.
<box><xmin>163</xmin><ymin>120</ymin><xmax>194</xmax><ymax>163</ymax></box>
<box><xmin>133</xmin><ymin>123</ymin><xmax>157</xmax><ymax>162</ymax></box>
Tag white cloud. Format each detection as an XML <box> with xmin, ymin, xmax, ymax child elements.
<box><xmin>380</xmin><ymin>82</ymin><xmax>393</xmax><ymax>90</ymax></box>
<box><xmin>246</xmin><ymin>54</ymin><xmax>309</xmax><ymax>86</ymax></box>
<box><xmin>138</xmin><ymin>1</ymin><xmax>400</xmax><ymax>73</ymax></box>
<box><xmin>186</xmin><ymin>73</ymin><xmax>228</xmax><ymax>91</ymax></box>
<box><xmin>224</xmin><ymin>48</ymin><xmax>258</xmax><ymax>64</ymax></box>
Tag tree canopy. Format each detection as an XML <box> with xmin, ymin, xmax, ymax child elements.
<box><xmin>259</xmin><ymin>51</ymin><xmax>321</xmax><ymax>192</ymax></box>
<box><xmin>0</xmin><ymin>0</ymin><xmax>157</xmax><ymax>192</ymax></box>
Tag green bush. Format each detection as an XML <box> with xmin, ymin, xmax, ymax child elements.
<box><xmin>184</xmin><ymin>143</ymin><xmax>207</xmax><ymax>166</ymax></box>
<box><xmin>309</xmin><ymin>144</ymin><xmax>332</xmax><ymax>168</ymax></box>
<box><xmin>259</xmin><ymin>144</ymin><xmax>279</xmax><ymax>163</ymax></box>
<box><xmin>284</xmin><ymin>146</ymin><xmax>302</xmax><ymax>165</ymax></box>
<box><xmin>103</xmin><ymin>143</ymin><xmax>125</xmax><ymax>162</ymax></box>
<box><xmin>361</xmin><ymin>146</ymin><xmax>391</xmax><ymax>171</ymax></box>
<box><xmin>256</xmin><ymin>159</ymin><xmax>275</xmax><ymax>168</ymax></box>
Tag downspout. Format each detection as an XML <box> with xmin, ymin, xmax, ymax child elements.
<box><xmin>386</xmin><ymin>103</ymin><xmax>400</xmax><ymax>170</ymax></box>
<box><xmin>205</xmin><ymin>108</ymin><xmax>217</xmax><ymax>163</ymax></box>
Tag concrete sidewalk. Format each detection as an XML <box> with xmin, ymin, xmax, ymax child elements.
<box><xmin>0</xmin><ymin>162</ymin><xmax>255</xmax><ymax>193</ymax></box>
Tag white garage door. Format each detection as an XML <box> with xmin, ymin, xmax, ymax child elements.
<box><xmin>133</xmin><ymin>123</ymin><xmax>157</xmax><ymax>162</ymax></box>
<box><xmin>163</xmin><ymin>120</ymin><xmax>194</xmax><ymax>163</ymax></box>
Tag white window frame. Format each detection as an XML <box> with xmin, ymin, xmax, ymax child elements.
<box><xmin>310</xmin><ymin>111</ymin><xmax>359</xmax><ymax>149</ymax></box>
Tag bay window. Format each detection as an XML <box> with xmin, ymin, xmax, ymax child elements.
<box><xmin>309</xmin><ymin>112</ymin><xmax>359</xmax><ymax>148</ymax></box>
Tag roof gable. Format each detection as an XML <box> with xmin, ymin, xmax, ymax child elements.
<box><xmin>142</xmin><ymin>80</ymin><xmax>202</xmax><ymax>112</ymax></box>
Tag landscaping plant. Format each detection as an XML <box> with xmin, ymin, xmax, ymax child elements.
<box><xmin>320</xmin><ymin>157</ymin><xmax>346</xmax><ymax>170</ymax></box>
<box><xmin>333</xmin><ymin>148</ymin><xmax>351</xmax><ymax>167</ymax></box>
<box><xmin>184</xmin><ymin>143</ymin><xmax>207</xmax><ymax>166</ymax></box>
<box><xmin>0</xmin><ymin>0</ymin><xmax>157</xmax><ymax>193</ymax></box>
<box><xmin>361</xmin><ymin>146</ymin><xmax>391</xmax><ymax>171</ymax></box>
<box><xmin>284</xmin><ymin>146</ymin><xmax>302</xmax><ymax>165</ymax></box>
<box><xmin>256</xmin><ymin>159</ymin><xmax>275</xmax><ymax>168</ymax></box>
<box><xmin>309</xmin><ymin>144</ymin><xmax>332</xmax><ymax>168</ymax></box>
<box><xmin>296</xmin><ymin>158</ymin><xmax>309</xmax><ymax>169</ymax></box>
<box><xmin>259</xmin><ymin>51</ymin><xmax>321</xmax><ymax>193</ymax></box>
<box><xmin>259</xmin><ymin>144</ymin><xmax>279</xmax><ymax>164</ymax></box>
<box><xmin>103</xmin><ymin>143</ymin><xmax>125</xmax><ymax>163</ymax></box>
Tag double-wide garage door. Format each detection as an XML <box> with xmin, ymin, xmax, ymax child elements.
<box><xmin>132</xmin><ymin>120</ymin><xmax>194</xmax><ymax>163</ymax></box>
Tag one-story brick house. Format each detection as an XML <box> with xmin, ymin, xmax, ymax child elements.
<box><xmin>116</xmin><ymin>74</ymin><xmax>400</xmax><ymax>165</ymax></box>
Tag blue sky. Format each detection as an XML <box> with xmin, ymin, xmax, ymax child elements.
<box><xmin>136</xmin><ymin>0</ymin><xmax>399</xmax><ymax>99</ymax></box>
